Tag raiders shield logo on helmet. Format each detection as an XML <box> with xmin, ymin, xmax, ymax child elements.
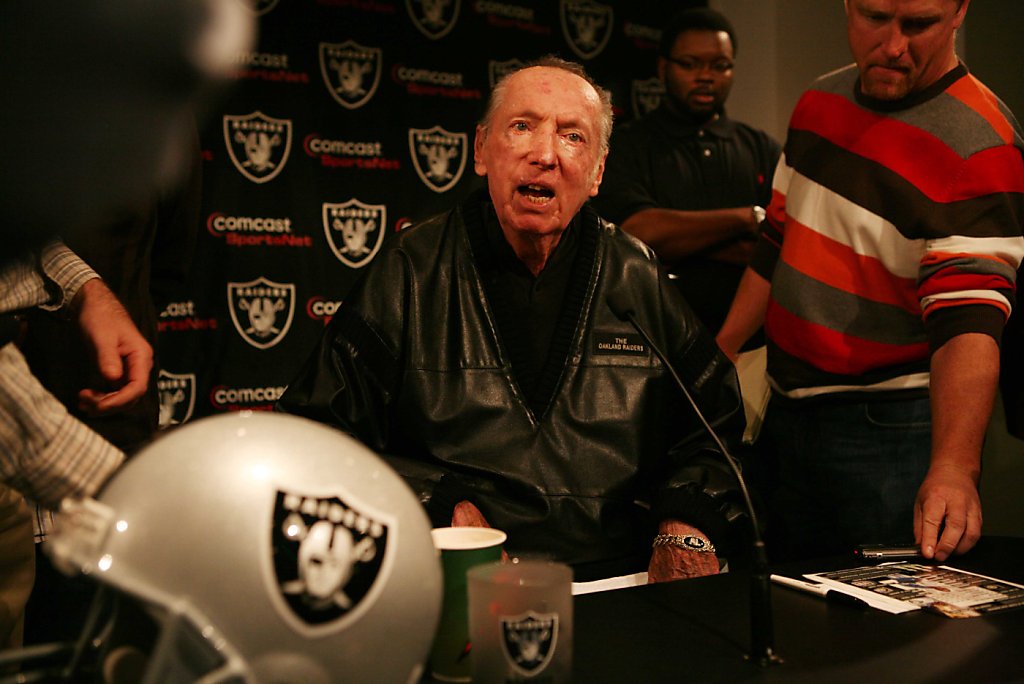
<box><xmin>272</xmin><ymin>490</ymin><xmax>391</xmax><ymax>633</ymax></box>
<box><xmin>408</xmin><ymin>126</ymin><xmax>467</xmax><ymax>194</ymax></box>
<box><xmin>227</xmin><ymin>276</ymin><xmax>296</xmax><ymax>349</ymax></box>
<box><xmin>223</xmin><ymin>111</ymin><xmax>293</xmax><ymax>184</ymax></box>
<box><xmin>632</xmin><ymin>77</ymin><xmax>665</xmax><ymax>118</ymax></box>
<box><xmin>322</xmin><ymin>199</ymin><xmax>387</xmax><ymax>269</ymax></box>
<box><xmin>488</xmin><ymin>58</ymin><xmax>525</xmax><ymax>88</ymax></box>
<box><xmin>560</xmin><ymin>0</ymin><xmax>613</xmax><ymax>60</ymax></box>
<box><xmin>501</xmin><ymin>611</ymin><xmax>559</xmax><ymax>677</ymax></box>
<box><xmin>406</xmin><ymin>0</ymin><xmax>461</xmax><ymax>40</ymax></box>
<box><xmin>319</xmin><ymin>41</ymin><xmax>382</xmax><ymax>110</ymax></box>
<box><xmin>156</xmin><ymin>370</ymin><xmax>196</xmax><ymax>428</ymax></box>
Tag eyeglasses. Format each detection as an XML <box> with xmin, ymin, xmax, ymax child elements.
<box><xmin>665</xmin><ymin>56</ymin><xmax>734</xmax><ymax>74</ymax></box>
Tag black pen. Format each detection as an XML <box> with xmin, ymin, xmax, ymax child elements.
<box><xmin>770</xmin><ymin>574</ymin><xmax>870</xmax><ymax>608</ymax></box>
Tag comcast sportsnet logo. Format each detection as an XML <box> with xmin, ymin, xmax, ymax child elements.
<box><xmin>408</xmin><ymin>126</ymin><xmax>467</xmax><ymax>193</ymax></box>
<box><xmin>224</xmin><ymin>112</ymin><xmax>293</xmax><ymax>183</ymax></box>
<box><xmin>210</xmin><ymin>384</ymin><xmax>286</xmax><ymax>411</ymax></box>
<box><xmin>207</xmin><ymin>212</ymin><xmax>312</xmax><ymax>248</ymax></box>
<box><xmin>307</xmin><ymin>296</ymin><xmax>342</xmax><ymax>326</ymax></box>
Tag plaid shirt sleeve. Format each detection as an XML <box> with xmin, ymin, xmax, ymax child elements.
<box><xmin>0</xmin><ymin>344</ymin><xmax>123</xmax><ymax>510</ymax></box>
<box><xmin>0</xmin><ymin>242</ymin><xmax>99</xmax><ymax>315</ymax></box>
<box><xmin>0</xmin><ymin>245</ymin><xmax>119</xmax><ymax>511</ymax></box>
<box><xmin>37</xmin><ymin>241</ymin><xmax>100</xmax><ymax>312</ymax></box>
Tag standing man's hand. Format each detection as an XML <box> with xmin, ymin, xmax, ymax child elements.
<box><xmin>71</xmin><ymin>278</ymin><xmax>153</xmax><ymax>415</ymax></box>
<box><xmin>914</xmin><ymin>462</ymin><xmax>982</xmax><ymax>561</ymax></box>
<box><xmin>915</xmin><ymin>332</ymin><xmax>997</xmax><ymax>562</ymax></box>
<box><xmin>648</xmin><ymin>520</ymin><xmax>719</xmax><ymax>582</ymax></box>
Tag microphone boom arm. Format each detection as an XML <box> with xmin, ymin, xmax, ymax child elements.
<box><xmin>609</xmin><ymin>295</ymin><xmax>781</xmax><ymax>666</ymax></box>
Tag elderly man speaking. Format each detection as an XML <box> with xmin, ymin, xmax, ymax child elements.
<box><xmin>279</xmin><ymin>57</ymin><xmax>748</xmax><ymax>582</ymax></box>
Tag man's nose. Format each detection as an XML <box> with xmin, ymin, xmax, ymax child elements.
<box><xmin>529</xmin><ymin>131</ymin><xmax>557</xmax><ymax>168</ymax></box>
<box><xmin>881</xmin><ymin>25</ymin><xmax>910</xmax><ymax>59</ymax></box>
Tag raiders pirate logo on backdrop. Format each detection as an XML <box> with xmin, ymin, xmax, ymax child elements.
<box><xmin>632</xmin><ymin>77</ymin><xmax>665</xmax><ymax>118</ymax></box>
<box><xmin>156</xmin><ymin>370</ymin><xmax>196</xmax><ymax>428</ymax></box>
<box><xmin>560</xmin><ymin>0</ymin><xmax>613</xmax><ymax>60</ymax></box>
<box><xmin>501</xmin><ymin>611</ymin><xmax>559</xmax><ymax>677</ymax></box>
<box><xmin>223</xmin><ymin>112</ymin><xmax>293</xmax><ymax>184</ymax></box>
<box><xmin>488</xmin><ymin>58</ymin><xmax>525</xmax><ymax>88</ymax></box>
<box><xmin>408</xmin><ymin>126</ymin><xmax>467</xmax><ymax>193</ymax></box>
<box><xmin>272</xmin><ymin>491</ymin><xmax>389</xmax><ymax>630</ymax></box>
<box><xmin>322</xmin><ymin>199</ymin><xmax>387</xmax><ymax>269</ymax></box>
<box><xmin>406</xmin><ymin>0</ymin><xmax>461</xmax><ymax>40</ymax></box>
<box><xmin>227</xmin><ymin>276</ymin><xmax>296</xmax><ymax>349</ymax></box>
<box><xmin>319</xmin><ymin>41</ymin><xmax>382</xmax><ymax>110</ymax></box>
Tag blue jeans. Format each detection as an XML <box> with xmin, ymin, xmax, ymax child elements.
<box><xmin>751</xmin><ymin>393</ymin><xmax>932</xmax><ymax>561</ymax></box>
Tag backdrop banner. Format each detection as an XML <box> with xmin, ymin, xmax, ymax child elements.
<box><xmin>156</xmin><ymin>0</ymin><xmax>701</xmax><ymax>426</ymax></box>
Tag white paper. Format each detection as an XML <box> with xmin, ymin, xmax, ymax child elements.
<box><xmin>572</xmin><ymin>571</ymin><xmax>648</xmax><ymax>595</ymax></box>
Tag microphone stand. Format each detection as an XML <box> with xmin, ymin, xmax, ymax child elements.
<box><xmin>609</xmin><ymin>296</ymin><xmax>782</xmax><ymax>667</ymax></box>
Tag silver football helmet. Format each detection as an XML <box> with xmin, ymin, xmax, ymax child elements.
<box><xmin>40</xmin><ymin>411</ymin><xmax>442</xmax><ymax>683</ymax></box>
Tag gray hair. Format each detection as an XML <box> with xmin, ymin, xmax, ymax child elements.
<box><xmin>479</xmin><ymin>55</ymin><xmax>614</xmax><ymax>153</ymax></box>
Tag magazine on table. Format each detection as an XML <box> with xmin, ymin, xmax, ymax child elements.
<box><xmin>803</xmin><ymin>562</ymin><xmax>1024</xmax><ymax>618</ymax></box>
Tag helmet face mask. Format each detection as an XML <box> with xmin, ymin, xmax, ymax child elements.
<box><xmin>23</xmin><ymin>412</ymin><xmax>442</xmax><ymax>684</ymax></box>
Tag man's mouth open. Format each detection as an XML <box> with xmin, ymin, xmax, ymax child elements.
<box><xmin>519</xmin><ymin>184</ymin><xmax>555</xmax><ymax>204</ymax></box>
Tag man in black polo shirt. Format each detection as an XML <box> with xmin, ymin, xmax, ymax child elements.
<box><xmin>594</xmin><ymin>7</ymin><xmax>780</xmax><ymax>339</ymax></box>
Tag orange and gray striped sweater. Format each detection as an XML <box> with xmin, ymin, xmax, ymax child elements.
<box><xmin>751</xmin><ymin>63</ymin><xmax>1024</xmax><ymax>398</ymax></box>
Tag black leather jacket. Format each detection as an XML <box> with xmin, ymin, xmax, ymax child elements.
<box><xmin>279</xmin><ymin>197</ymin><xmax>748</xmax><ymax>579</ymax></box>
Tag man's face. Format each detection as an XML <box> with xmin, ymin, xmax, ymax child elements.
<box><xmin>474</xmin><ymin>67</ymin><xmax>607</xmax><ymax>241</ymax></box>
<box><xmin>658</xmin><ymin>29</ymin><xmax>735</xmax><ymax>120</ymax></box>
<box><xmin>846</xmin><ymin>0</ymin><xmax>968</xmax><ymax>101</ymax></box>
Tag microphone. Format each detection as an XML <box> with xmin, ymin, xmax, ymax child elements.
<box><xmin>607</xmin><ymin>290</ymin><xmax>782</xmax><ymax>667</ymax></box>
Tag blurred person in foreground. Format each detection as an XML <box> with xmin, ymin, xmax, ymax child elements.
<box><xmin>0</xmin><ymin>245</ymin><xmax>147</xmax><ymax>649</ymax></box>
<box><xmin>0</xmin><ymin>0</ymin><xmax>254</xmax><ymax>652</ymax></box>
<box><xmin>19</xmin><ymin>123</ymin><xmax>202</xmax><ymax>647</ymax></box>
<box><xmin>716</xmin><ymin>0</ymin><xmax>1024</xmax><ymax>562</ymax></box>
<box><xmin>279</xmin><ymin>57</ymin><xmax>749</xmax><ymax>583</ymax></box>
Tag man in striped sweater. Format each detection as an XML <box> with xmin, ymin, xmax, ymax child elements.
<box><xmin>717</xmin><ymin>0</ymin><xmax>1024</xmax><ymax>562</ymax></box>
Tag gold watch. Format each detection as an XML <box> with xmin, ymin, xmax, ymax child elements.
<box><xmin>652</xmin><ymin>533</ymin><xmax>716</xmax><ymax>553</ymax></box>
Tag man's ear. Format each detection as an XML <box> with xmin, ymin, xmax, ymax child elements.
<box><xmin>589</xmin><ymin>150</ymin><xmax>608</xmax><ymax>197</ymax></box>
<box><xmin>473</xmin><ymin>125</ymin><xmax>487</xmax><ymax>176</ymax></box>
<box><xmin>953</xmin><ymin>0</ymin><xmax>970</xmax><ymax>30</ymax></box>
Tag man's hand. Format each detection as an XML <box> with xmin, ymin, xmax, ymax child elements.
<box><xmin>648</xmin><ymin>519</ymin><xmax>719</xmax><ymax>583</ymax></box>
<box><xmin>914</xmin><ymin>462</ymin><xmax>982</xmax><ymax>561</ymax></box>
<box><xmin>71</xmin><ymin>278</ymin><xmax>153</xmax><ymax>415</ymax></box>
<box><xmin>452</xmin><ymin>500</ymin><xmax>491</xmax><ymax>528</ymax></box>
<box><xmin>451</xmin><ymin>500</ymin><xmax>509</xmax><ymax>562</ymax></box>
<box><xmin>915</xmin><ymin>333</ymin><xmax>996</xmax><ymax>562</ymax></box>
